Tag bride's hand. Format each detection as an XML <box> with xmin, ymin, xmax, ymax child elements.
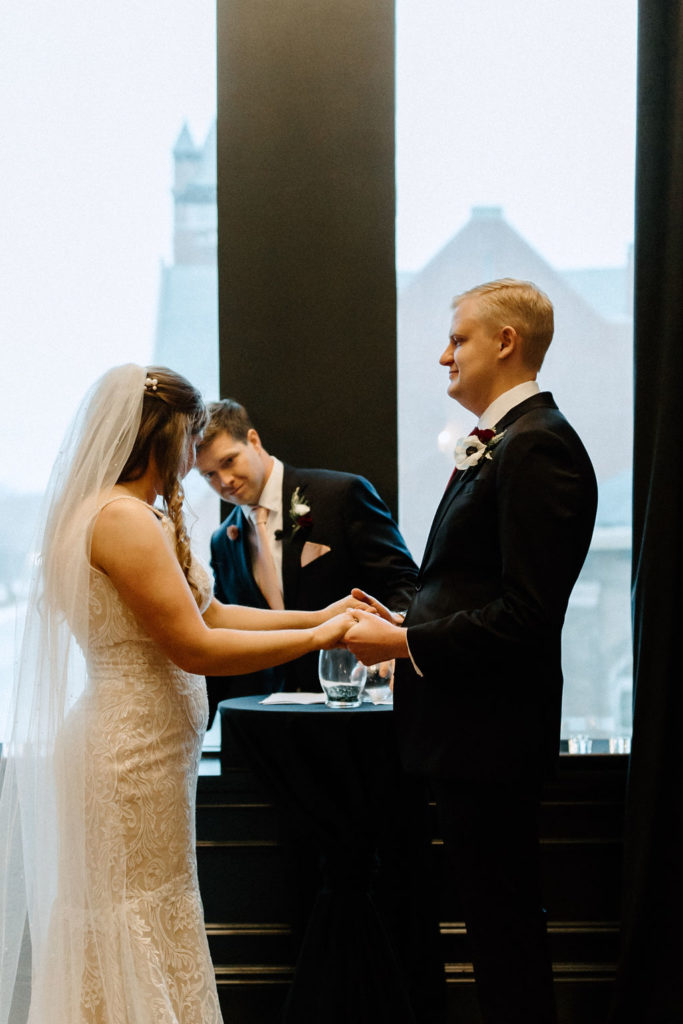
<box><xmin>312</xmin><ymin>610</ymin><xmax>357</xmax><ymax>650</ymax></box>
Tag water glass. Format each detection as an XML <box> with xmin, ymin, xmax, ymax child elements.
<box><xmin>362</xmin><ymin>661</ymin><xmax>394</xmax><ymax>704</ymax></box>
<box><xmin>318</xmin><ymin>649</ymin><xmax>367</xmax><ymax>708</ymax></box>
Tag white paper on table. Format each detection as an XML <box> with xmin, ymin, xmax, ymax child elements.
<box><xmin>259</xmin><ymin>692</ymin><xmax>326</xmax><ymax>705</ymax></box>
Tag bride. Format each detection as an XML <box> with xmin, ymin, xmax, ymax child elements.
<box><xmin>0</xmin><ymin>364</ymin><xmax>359</xmax><ymax>1024</ymax></box>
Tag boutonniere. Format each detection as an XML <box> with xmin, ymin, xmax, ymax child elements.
<box><xmin>227</xmin><ymin>524</ymin><xmax>240</xmax><ymax>541</ymax></box>
<box><xmin>275</xmin><ymin>486</ymin><xmax>313</xmax><ymax>540</ymax></box>
<box><xmin>454</xmin><ymin>427</ymin><xmax>506</xmax><ymax>471</ymax></box>
<box><xmin>288</xmin><ymin>486</ymin><xmax>312</xmax><ymax>534</ymax></box>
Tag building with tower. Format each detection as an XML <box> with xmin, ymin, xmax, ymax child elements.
<box><xmin>154</xmin><ymin>121</ymin><xmax>218</xmax><ymax>401</ymax></box>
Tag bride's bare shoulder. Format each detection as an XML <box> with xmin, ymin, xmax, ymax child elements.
<box><xmin>91</xmin><ymin>495</ymin><xmax>167</xmax><ymax>571</ymax></box>
<box><xmin>96</xmin><ymin>493</ymin><xmax>162</xmax><ymax>523</ymax></box>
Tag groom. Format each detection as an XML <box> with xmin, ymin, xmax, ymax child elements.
<box><xmin>345</xmin><ymin>279</ymin><xmax>598</xmax><ymax>1023</ymax></box>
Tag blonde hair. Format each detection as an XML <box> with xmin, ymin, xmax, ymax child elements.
<box><xmin>118</xmin><ymin>366</ymin><xmax>207</xmax><ymax>596</ymax></box>
<box><xmin>453</xmin><ymin>278</ymin><xmax>554</xmax><ymax>370</ymax></box>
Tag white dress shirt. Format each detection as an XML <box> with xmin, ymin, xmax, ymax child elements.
<box><xmin>478</xmin><ymin>379</ymin><xmax>540</xmax><ymax>430</ymax></box>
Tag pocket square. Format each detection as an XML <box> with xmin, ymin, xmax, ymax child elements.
<box><xmin>301</xmin><ymin>541</ymin><xmax>331</xmax><ymax>567</ymax></box>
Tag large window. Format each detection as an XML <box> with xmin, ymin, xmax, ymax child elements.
<box><xmin>2</xmin><ymin>1</ymin><xmax>637</xmax><ymax>754</ymax></box>
<box><xmin>396</xmin><ymin>0</ymin><xmax>637</xmax><ymax>747</ymax></box>
<box><xmin>0</xmin><ymin>1</ymin><xmax>217</xmax><ymax>741</ymax></box>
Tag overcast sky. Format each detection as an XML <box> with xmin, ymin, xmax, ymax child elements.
<box><xmin>396</xmin><ymin>0</ymin><xmax>637</xmax><ymax>271</ymax></box>
<box><xmin>0</xmin><ymin>0</ymin><xmax>636</xmax><ymax>493</ymax></box>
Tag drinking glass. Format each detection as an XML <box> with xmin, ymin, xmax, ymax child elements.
<box><xmin>318</xmin><ymin>649</ymin><xmax>367</xmax><ymax>708</ymax></box>
<box><xmin>362</xmin><ymin>660</ymin><xmax>394</xmax><ymax>704</ymax></box>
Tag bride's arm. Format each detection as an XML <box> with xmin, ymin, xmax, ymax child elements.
<box><xmin>202</xmin><ymin>594</ymin><xmax>369</xmax><ymax>631</ymax></box>
<box><xmin>91</xmin><ymin>501</ymin><xmax>352</xmax><ymax>676</ymax></box>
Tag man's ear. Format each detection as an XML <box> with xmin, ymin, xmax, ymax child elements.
<box><xmin>246</xmin><ymin>427</ymin><xmax>262</xmax><ymax>449</ymax></box>
<box><xmin>498</xmin><ymin>326</ymin><xmax>518</xmax><ymax>360</ymax></box>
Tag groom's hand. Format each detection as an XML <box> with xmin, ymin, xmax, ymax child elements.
<box><xmin>322</xmin><ymin>593</ymin><xmax>379</xmax><ymax>619</ymax></box>
<box><xmin>344</xmin><ymin>609</ymin><xmax>409</xmax><ymax>665</ymax></box>
<box><xmin>350</xmin><ymin>588</ymin><xmax>405</xmax><ymax>625</ymax></box>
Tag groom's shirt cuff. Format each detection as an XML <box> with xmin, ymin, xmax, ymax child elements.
<box><xmin>405</xmin><ymin>631</ymin><xmax>424</xmax><ymax>677</ymax></box>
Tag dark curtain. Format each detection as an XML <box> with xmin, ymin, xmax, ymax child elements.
<box><xmin>610</xmin><ymin>3</ymin><xmax>683</xmax><ymax>1020</ymax></box>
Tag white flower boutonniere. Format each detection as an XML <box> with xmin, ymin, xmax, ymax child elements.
<box><xmin>454</xmin><ymin>427</ymin><xmax>506</xmax><ymax>471</ymax></box>
<box><xmin>287</xmin><ymin>486</ymin><xmax>313</xmax><ymax>536</ymax></box>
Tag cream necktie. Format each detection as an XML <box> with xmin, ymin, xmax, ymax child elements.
<box><xmin>249</xmin><ymin>506</ymin><xmax>285</xmax><ymax>610</ymax></box>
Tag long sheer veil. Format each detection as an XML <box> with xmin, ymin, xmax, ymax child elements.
<box><xmin>0</xmin><ymin>364</ymin><xmax>146</xmax><ymax>1023</ymax></box>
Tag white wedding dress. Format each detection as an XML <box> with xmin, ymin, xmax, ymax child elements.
<box><xmin>33</xmin><ymin>499</ymin><xmax>223</xmax><ymax>1024</ymax></box>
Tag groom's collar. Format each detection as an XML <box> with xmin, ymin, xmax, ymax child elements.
<box><xmin>495</xmin><ymin>390</ymin><xmax>557</xmax><ymax>433</ymax></box>
<box><xmin>478</xmin><ymin>380</ymin><xmax>540</xmax><ymax>430</ymax></box>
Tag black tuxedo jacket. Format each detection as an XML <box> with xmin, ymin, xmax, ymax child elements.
<box><xmin>395</xmin><ymin>393</ymin><xmax>598</xmax><ymax>792</ymax></box>
<box><xmin>208</xmin><ymin>464</ymin><xmax>417</xmax><ymax>718</ymax></box>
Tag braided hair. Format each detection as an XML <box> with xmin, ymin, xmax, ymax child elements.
<box><xmin>117</xmin><ymin>366</ymin><xmax>207</xmax><ymax>596</ymax></box>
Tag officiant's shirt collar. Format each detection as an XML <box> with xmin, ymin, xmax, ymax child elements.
<box><xmin>478</xmin><ymin>380</ymin><xmax>540</xmax><ymax>431</ymax></box>
<box><xmin>243</xmin><ymin>457</ymin><xmax>284</xmax><ymax>519</ymax></box>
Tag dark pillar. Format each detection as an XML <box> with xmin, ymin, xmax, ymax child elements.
<box><xmin>216</xmin><ymin>0</ymin><xmax>398</xmax><ymax>514</ymax></box>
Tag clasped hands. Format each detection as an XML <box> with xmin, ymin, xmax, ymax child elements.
<box><xmin>326</xmin><ymin>587</ymin><xmax>409</xmax><ymax>665</ymax></box>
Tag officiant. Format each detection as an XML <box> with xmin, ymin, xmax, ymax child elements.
<box><xmin>196</xmin><ymin>398</ymin><xmax>418</xmax><ymax>723</ymax></box>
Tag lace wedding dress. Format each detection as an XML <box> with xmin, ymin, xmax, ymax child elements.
<box><xmin>35</xmin><ymin>498</ymin><xmax>223</xmax><ymax>1024</ymax></box>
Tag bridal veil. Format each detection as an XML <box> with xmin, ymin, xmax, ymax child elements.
<box><xmin>0</xmin><ymin>364</ymin><xmax>146</xmax><ymax>1023</ymax></box>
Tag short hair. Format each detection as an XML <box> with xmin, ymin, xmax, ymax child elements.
<box><xmin>198</xmin><ymin>398</ymin><xmax>254</xmax><ymax>450</ymax></box>
<box><xmin>452</xmin><ymin>278</ymin><xmax>554</xmax><ymax>370</ymax></box>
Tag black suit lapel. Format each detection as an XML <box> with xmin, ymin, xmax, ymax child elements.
<box><xmin>234</xmin><ymin>514</ymin><xmax>255</xmax><ymax>583</ymax></box>
<box><xmin>421</xmin><ymin>393</ymin><xmax>557</xmax><ymax>568</ymax></box>
<box><xmin>280</xmin><ymin>465</ymin><xmax>306</xmax><ymax>606</ymax></box>
<box><xmin>422</xmin><ymin>458</ymin><xmax>486</xmax><ymax>567</ymax></box>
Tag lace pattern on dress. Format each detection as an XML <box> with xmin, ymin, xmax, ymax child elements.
<box><xmin>32</xmin><ymin>497</ymin><xmax>223</xmax><ymax>1023</ymax></box>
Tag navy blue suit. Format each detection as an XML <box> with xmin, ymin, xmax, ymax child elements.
<box><xmin>396</xmin><ymin>393</ymin><xmax>598</xmax><ymax>1023</ymax></box>
<box><xmin>208</xmin><ymin>463</ymin><xmax>417</xmax><ymax>721</ymax></box>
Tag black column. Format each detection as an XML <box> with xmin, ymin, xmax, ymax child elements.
<box><xmin>609</xmin><ymin>2</ymin><xmax>683</xmax><ymax>1020</ymax></box>
<box><xmin>216</xmin><ymin>0</ymin><xmax>398</xmax><ymax>515</ymax></box>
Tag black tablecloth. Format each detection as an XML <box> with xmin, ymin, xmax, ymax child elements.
<box><xmin>220</xmin><ymin>696</ymin><xmax>445</xmax><ymax>1024</ymax></box>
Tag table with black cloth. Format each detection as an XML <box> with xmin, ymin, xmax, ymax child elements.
<box><xmin>219</xmin><ymin>696</ymin><xmax>446</xmax><ymax>1024</ymax></box>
